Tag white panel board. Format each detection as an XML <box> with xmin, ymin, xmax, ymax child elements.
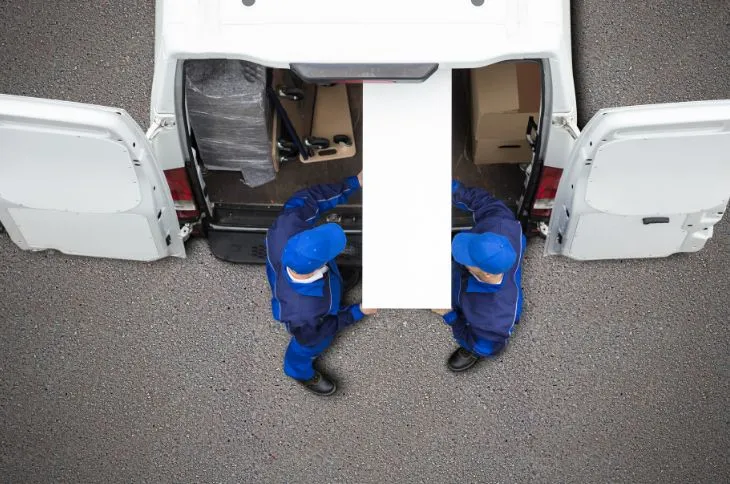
<box><xmin>362</xmin><ymin>70</ymin><xmax>453</xmax><ymax>309</ymax></box>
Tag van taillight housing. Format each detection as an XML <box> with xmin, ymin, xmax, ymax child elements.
<box><xmin>164</xmin><ymin>168</ymin><xmax>200</xmax><ymax>221</ymax></box>
<box><xmin>531</xmin><ymin>166</ymin><xmax>563</xmax><ymax>218</ymax></box>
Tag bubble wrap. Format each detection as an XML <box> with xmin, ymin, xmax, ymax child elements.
<box><xmin>185</xmin><ymin>59</ymin><xmax>275</xmax><ymax>188</ymax></box>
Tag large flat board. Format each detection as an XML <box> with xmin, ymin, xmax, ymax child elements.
<box><xmin>362</xmin><ymin>69</ymin><xmax>453</xmax><ymax>309</ymax></box>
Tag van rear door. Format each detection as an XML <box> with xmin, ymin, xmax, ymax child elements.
<box><xmin>546</xmin><ymin>100</ymin><xmax>730</xmax><ymax>260</ymax></box>
<box><xmin>0</xmin><ymin>95</ymin><xmax>185</xmax><ymax>261</ymax></box>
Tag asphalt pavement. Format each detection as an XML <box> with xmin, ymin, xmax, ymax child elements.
<box><xmin>0</xmin><ymin>1</ymin><xmax>729</xmax><ymax>483</ymax></box>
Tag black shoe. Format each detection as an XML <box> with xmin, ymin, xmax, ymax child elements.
<box><xmin>339</xmin><ymin>267</ymin><xmax>361</xmax><ymax>294</ymax></box>
<box><xmin>447</xmin><ymin>347</ymin><xmax>481</xmax><ymax>373</ymax></box>
<box><xmin>298</xmin><ymin>371</ymin><xmax>337</xmax><ymax>396</ymax></box>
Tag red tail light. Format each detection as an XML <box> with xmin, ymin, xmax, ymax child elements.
<box><xmin>163</xmin><ymin>167</ymin><xmax>200</xmax><ymax>221</ymax></box>
<box><xmin>532</xmin><ymin>166</ymin><xmax>563</xmax><ymax>217</ymax></box>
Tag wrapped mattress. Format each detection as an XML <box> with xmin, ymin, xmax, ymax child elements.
<box><xmin>185</xmin><ymin>59</ymin><xmax>275</xmax><ymax>187</ymax></box>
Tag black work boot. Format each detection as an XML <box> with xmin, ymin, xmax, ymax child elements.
<box><xmin>298</xmin><ymin>371</ymin><xmax>337</xmax><ymax>396</ymax></box>
<box><xmin>339</xmin><ymin>267</ymin><xmax>361</xmax><ymax>294</ymax></box>
<box><xmin>447</xmin><ymin>347</ymin><xmax>481</xmax><ymax>373</ymax></box>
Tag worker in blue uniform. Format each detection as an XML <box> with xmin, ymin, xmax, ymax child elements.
<box><xmin>265</xmin><ymin>171</ymin><xmax>376</xmax><ymax>396</ymax></box>
<box><xmin>433</xmin><ymin>180</ymin><xmax>526</xmax><ymax>372</ymax></box>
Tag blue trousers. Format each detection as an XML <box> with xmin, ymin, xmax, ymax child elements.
<box><xmin>283</xmin><ymin>336</ymin><xmax>334</xmax><ymax>381</ymax></box>
<box><xmin>457</xmin><ymin>337</ymin><xmax>505</xmax><ymax>358</ymax></box>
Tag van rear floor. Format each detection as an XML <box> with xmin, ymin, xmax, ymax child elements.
<box><xmin>204</xmin><ymin>72</ymin><xmax>524</xmax><ymax>211</ymax></box>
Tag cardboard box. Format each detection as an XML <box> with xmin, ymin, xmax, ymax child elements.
<box><xmin>474</xmin><ymin>111</ymin><xmax>539</xmax><ymax>141</ymax></box>
<box><xmin>472</xmin><ymin>137</ymin><xmax>533</xmax><ymax>165</ymax></box>
<box><xmin>471</xmin><ymin>62</ymin><xmax>541</xmax><ymax>140</ymax></box>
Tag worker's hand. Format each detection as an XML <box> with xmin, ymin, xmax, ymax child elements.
<box><xmin>357</xmin><ymin>170</ymin><xmax>363</xmax><ymax>187</ymax></box>
<box><xmin>360</xmin><ymin>305</ymin><xmax>377</xmax><ymax>316</ymax></box>
<box><xmin>431</xmin><ymin>308</ymin><xmax>451</xmax><ymax>316</ymax></box>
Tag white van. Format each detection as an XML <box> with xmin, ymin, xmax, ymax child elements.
<box><xmin>1</xmin><ymin>0</ymin><xmax>728</xmax><ymax>270</ymax></box>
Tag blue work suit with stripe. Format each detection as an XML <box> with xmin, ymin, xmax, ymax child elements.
<box><xmin>442</xmin><ymin>181</ymin><xmax>526</xmax><ymax>357</ymax></box>
<box><xmin>265</xmin><ymin>176</ymin><xmax>364</xmax><ymax>381</ymax></box>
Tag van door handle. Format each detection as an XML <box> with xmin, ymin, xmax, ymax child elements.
<box><xmin>642</xmin><ymin>217</ymin><xmax>670</xmax><ymax>225</ymax></box>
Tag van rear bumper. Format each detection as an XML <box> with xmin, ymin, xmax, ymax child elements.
<box><xmin>205</xmin><ymin>224</ymin><xmax>485</xmax><ymax>266</ymax></box>
<box><xmin>207</xmin><ymin>225</ymin><xmax>363</xmax><ymax>266</ymax></box>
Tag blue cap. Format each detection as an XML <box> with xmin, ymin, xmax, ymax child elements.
<box><xmin>282</xmin><ymin>223</ymin><xmax>347</xmax><ymax>274</ymax></box>
<box><xmin>452</xmin><ymin>232</ymin><xmax>517</xmax><ymax>275</ymax></box>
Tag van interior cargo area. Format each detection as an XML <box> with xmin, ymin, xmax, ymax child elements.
<box><xmin>185</xmin><ymin>67</ymin><xmax>535</xmax><ymax>232</ymax></box>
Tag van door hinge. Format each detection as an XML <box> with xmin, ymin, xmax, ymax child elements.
<box><xmin>552</xmin><ymin>115</ymin><xmax>580</xmax><ymax>140</ymax></box>
<box><xmin>179</xmin><ymin>223</ymin><xmax>193</xmax><ymax>242</ymax></box>
<box><xmin>146</xmin><ymin>116</ymin><xmax>177</xmax><ymax>140</ymax></box>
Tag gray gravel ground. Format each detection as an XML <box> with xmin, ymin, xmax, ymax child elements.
<box><xmin>0</xmin><ymin>1</ymin><xmax>729</xmax><ymax>483</ymax></box>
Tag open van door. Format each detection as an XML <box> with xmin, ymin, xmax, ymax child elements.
<box><xmin>546</xmin><ymin>100</ymin><xmax>730</xmax><ymax>260</ymax></box>
<box><xmin>0</xmin><ymin>95</ymin><xmax>185</xmax><ymax>261</ymax></box>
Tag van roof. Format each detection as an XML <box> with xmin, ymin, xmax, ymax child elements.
<box><xmin>158</xmin><ymin>0</ymin><xmax>567</xmax><ymax>68</ymax></box>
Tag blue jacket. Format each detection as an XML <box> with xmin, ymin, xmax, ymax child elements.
<box><xmin>266</xmin><ymin>176</ymin><xmax>364</xmax><ymax>347</ymax></box>
<box><xmin>443</xmin><ymin>181</ymin><xmax>526</xmax><ymax>351</ymax></box>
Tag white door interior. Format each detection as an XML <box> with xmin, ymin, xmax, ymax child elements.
<box><xmin>0</xmin><ymin>95</ymin><xmax>185</xmax><ymax>261</ymax></box>
<box><xmin>547</xmin><ymin>100</ymin><xmax>730</xmax><ymax>260</ymax></box>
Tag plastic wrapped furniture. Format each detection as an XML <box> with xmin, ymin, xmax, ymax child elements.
<box><xmin>185</xmin><ymin>59</ymin><xmax>275</xmax><ymax>187</ymax></box>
